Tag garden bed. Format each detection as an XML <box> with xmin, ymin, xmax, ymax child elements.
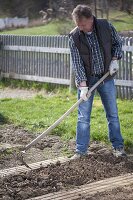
<box><xmin>0</xmin><ymin>125</ymin><xmax>133</xmax><ymax>200</ymax></box>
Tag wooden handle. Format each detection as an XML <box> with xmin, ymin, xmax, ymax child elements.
<box><xmin>24</xmin><ymin>72</ymin><xmax>110</xmax><ymax>151</ymax></box>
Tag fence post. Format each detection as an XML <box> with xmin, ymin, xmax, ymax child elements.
<box><xmin>0</xmin><ymin>41</ymin><xmax>2</xmax><ymax>80</ymax></box>
<box><xmin>69</xmin><ymin>55</ymin><xmax>75</xmax><ymax>92</ymax></box>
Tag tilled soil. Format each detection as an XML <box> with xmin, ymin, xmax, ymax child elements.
<box><xmin>0</xmin><ymin>125</ymin><xmax>133</xmax><ymax>200</ymax></box>
<box><xmin>0</xmin><ymin>124</ymin><xmax>73</xmax><ymax>169</ymax></box>
<box><xmin>0</xmin><ymin>153</ymin><xmax>133</xmax><ymax>200</ymax></box>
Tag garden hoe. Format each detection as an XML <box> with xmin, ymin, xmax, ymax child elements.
<box><xmin>18</xmin><ymin>71</ymin><xmax>110</xmax><ymax>168</ymax></box>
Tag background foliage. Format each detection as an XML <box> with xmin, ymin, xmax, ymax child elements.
<box><xmin>0</xmin><ymin>0</ymin><xmax>132</xmax><ymax>18</ymax></box>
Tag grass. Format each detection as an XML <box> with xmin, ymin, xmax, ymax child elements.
<box><xmin>1</xmin><ymin>21</ymin><xmax>60</xmax><ymax>35</ymax></box>
<box><xmin>1</xmin><ymin>19</ymin><xmax>74</xmax><ymax>35</ymax></box>
<box><xmin>109</xmin><ymin>10</ymin><xmax>133</xmax><ymax>31</ymax></box>
<box><xmin>1</xmin><ymin>10</ymin><xmax>132</xmax><ymax>35</ymax></box>
<box><xmin>0</xmin><ymin>78</ymin><xmax>67</xmax><ymax>92</ymax></box>
<box><xmin>0</xmin><ymin>90</ymin><xmax>133</xmax><ymax>150</ymax></box>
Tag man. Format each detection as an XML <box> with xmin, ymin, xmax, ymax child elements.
<box><xmin>69</xmin><ymin>5</ymin><xmax>126</xmax><ymax>159</ymax></box>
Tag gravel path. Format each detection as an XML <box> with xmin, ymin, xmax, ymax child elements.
<box><xmin>0</xmin><ymin>88</ymin><xmax>52</xmax><ymax>99</ymax></box>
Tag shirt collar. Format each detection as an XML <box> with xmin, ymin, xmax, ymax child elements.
<box><xmin>78</xmin><ymin>24</ymin><xmax>96</xmax><ymax>36</ymax></box>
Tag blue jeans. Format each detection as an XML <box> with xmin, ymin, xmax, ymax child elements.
<box><xmin>76</xmin><ymin>77</ymin><xmax>124</xmax><ymax>154</ymax></box>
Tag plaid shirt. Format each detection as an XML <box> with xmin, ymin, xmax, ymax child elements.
<box><xmin>69</xmin><ymin>22</ymin><xmax>122</xmax><ymax>86</ymax></box>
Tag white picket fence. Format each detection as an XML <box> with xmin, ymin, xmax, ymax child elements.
<box><xmin>0</xmin><ymin>35</ymin><xmax>132</xmax><ymax>99</ymax></box>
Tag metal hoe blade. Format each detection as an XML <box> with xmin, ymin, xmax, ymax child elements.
<box><xmin>17</xmin><ymin>150</ymin><xmax>32</xmax><ymax>169</ymax></box>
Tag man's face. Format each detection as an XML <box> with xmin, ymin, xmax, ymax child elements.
<box><xmin>75</xmin><ymin>17</ymin><xmax>94</xmax><ymax>33</ymax></box>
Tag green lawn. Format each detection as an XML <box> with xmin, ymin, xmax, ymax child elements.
<box><xmin>1</xmin><ymin>21</ymin><xmax>60</xmax><ymax>35</ymax></box>
<box><xmin>1</xmin><ymin>10</ymin><xmax>133</xmax><ymax>35</ymax></box>
<box><xmin>109</xmin><ymin>10</ymin><xmax>133</xmax><ymax>31</ymax></box>
<box><xmin>1</xmin><ymin>19</ymin><xmax>74</xmax><ymax>35</ymax></box>
<box><xmin>0</xmin><ymin>90</ymin><xmax>132</xmax><ymax>150</ymax></box>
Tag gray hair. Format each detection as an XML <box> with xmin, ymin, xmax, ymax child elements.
<box><xmin>72</xmin><ymin>5</ymin><xmax>93</xmax><ymax>21</ymax></box>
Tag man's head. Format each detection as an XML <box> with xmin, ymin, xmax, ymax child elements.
<box><xmin>72</xmin><ymin>5</ymin><xmax>94</xmax><ymax>33</ymax></box>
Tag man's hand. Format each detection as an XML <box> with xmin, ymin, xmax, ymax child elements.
<box><xmin>79</xmin><ymin>87</ymin><xmax>88</xmax><ymax>101</ymax></box>
<box><xmin>109</xmin><ymin>60</ymin><xmax>119</xmax><ymax>76</ymax></box>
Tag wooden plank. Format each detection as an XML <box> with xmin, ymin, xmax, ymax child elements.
<box><xmin>47</xmin><ymin>37</ymin><xmax>50</xmax><ymax>78</ymax></box>
<box><xmin>3</xmin><ymin>35</ymin><xmax>6</xmax><ymax>72</ymax></box>
<box><xmin>27</xmin><ymin>173</ymin><xmax>133</xmax><ymax>200</ymax></box>
<box><xmin>125</xmin><ymin>38</ymin><xmax>129</xmax><ymax>98</ymax></box>
<box><xmin>3</xmin><ymin>45</ymin><xmax>70</xmax><ymax>54</ymax></box>
<box><xmin>1</xmin><ymin>72</ymin><xmax>70</xmax><ymax>85</ymax></box>
<box><xmin>118</xmin><ymin>40</ymin><xmax>124</xmax><ymax>98</ymax></box>
<box><xmin>39</xmin><ymin>36</ymin><xmax>43</xmax><ymax>76</ymax></box>
<box><xmin>0</xmin><ymin>157</ymin><xmax>69</xmax><ymax>177</ymax></box>
<box><xmin>114</xmin><ymin>79</ymin><xmax>133</xmax><ymax>87</ymax></box>
<box><xmin>1</xmin><ymin>38</ymin><xmax>133</xmax><ymax>53</ymax></box>
<box><xmin>129</xmin><ymin>37</ymin><xmax>133</xmax><ymax>99</ymax></box>
<box><xmin>32</xmin><ymin>179</ymin><xmax>133</xmax><ymax>200</ymax></box>
<box><xmin>122</xmin><ymin>38</ymin><xmax>127</xmax><ymax>99</ymax></box>
<box><xmin>3</xmin><ymin>40</ymin><xmax>133</xmax><ymax>52</ymax></box>
<box><xmin>2</xmin><ymin>72</ymin><xmax>133</xmax><ymax>87</ymax></box>
<box><xmin>122</xmin><ymin>45</ymin><xmax>133</xmax><ymax>52</ymax></box>
<box><xmin>57</xmin><ymin>36</ymin><xmax>61</xmax><ymax>79</ymax></box>
<box><xmin>50</xmin><ymin>38</ymin><xmax>53</xmax><ymax>78</ymax></box>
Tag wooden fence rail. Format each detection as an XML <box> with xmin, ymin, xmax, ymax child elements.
<box><xmin>0</xmin><ymin>35</ymin><xmax>132</xmax><ymax>99</ymax></box>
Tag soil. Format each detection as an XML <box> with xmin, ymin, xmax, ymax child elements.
<box><xmin>0</xmin><ymin>124</ymin><xmax>74</xmax><ymax>169</ymax></box>
<box><xmin>0</xmin><ymin>125</ymin><xmax>133</xmax><ymax>200</ymax></box>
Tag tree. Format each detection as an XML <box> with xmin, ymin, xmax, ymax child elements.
<box><xmin>120</xmin><ymin>0</ymin><xmax>133</xmax><ymax>15</ymax></box>
<box><xmin>94</xmin><ymin>0</ymin><xmax>109</xmax><ymax>19</ymax></box>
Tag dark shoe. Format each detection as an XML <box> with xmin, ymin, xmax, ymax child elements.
<box><xmin>112</xmin><ymin>147</ymin><xmax>127</xmax><ymax>157</ymax></box>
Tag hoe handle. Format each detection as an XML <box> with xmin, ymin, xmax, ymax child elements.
<box><xmin>24</xmin><ymin>72</ymin><xmax>109</xmax><ymax>152</ymax></box>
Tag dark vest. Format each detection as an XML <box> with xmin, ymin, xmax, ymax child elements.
<box><xmin>69</xmin><ymin>17</ymin><xmax>113</xmax><ymax>84</ymax></box>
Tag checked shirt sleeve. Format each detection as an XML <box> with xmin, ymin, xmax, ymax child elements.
<box><xmin>69</xmin><ymin>35</ymin><xmax>87</xmax><ymax>86</ymax></box>
<box><xmin>109</xmin><ymin>23</ymin><xmax>122</xmax><ymax>60</ymax></box>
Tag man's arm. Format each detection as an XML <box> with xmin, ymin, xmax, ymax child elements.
<box><xmin>69</xmin><ymin>35</ymin><xmax>87</xmax><ymax>87</ymax></box>
<box><xmin>108</xmin><ymin>23</ymin><xmax>122</xmax><ymax>76</ymax></box>
<box><xmin>109</xmin><ymin>23</ymin><xmax>122</xmax><ymax>60</ymax></box>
